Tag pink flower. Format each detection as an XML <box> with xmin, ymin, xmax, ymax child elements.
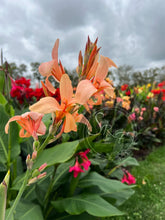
<box><xmin>141</xmin><ymin>107</ymin><xmax>146</xmax><ymax>112</ymax></box>
<box><xmin>128</xmin><ymin>113</ymin><xmax>136</xmax><ymax>121</ymax></box>
<box><xmin>69</xmin><ymin>149</ymin><xmax>91</xmax><ymax>178</ymax></box>
<box><xmin>121</xmin><ymin>171</ymin><xmax>136</xmax><ymax>185</ymax></box>
<box><xmin>153</xmin><ymin>107</ymin><xmax>159</xmax><ymax>112</ymax></box>
<box><xmin>116</xmin><ymin>97</ymin><xmax>123</xmax><ymax>103</ymax></box>
<box><xmin>69</xmin><ymin>159</ymin><xmax>84</xmax><ymax>178</ymax></box>
<box><xmin>138</xmin><ymin>116</ymin><xmax>143</xmax><ymax>121</ymax></box>
<box><xmin>134</xmin><ymin>108</ymin><xmax>139</xmax><ymax>113</ymax></box>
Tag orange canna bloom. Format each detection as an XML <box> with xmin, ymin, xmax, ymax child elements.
<box><xmin>5</xmin><ymin>112</ymin><xmax>46</xmax><ymax>140</ymax></box>
<box><xmin>38</xmin><ymin>39</ymin><xmax>65</xmax><ymax>93</ymax></box>
<box><xmin>30</xmin><ymin>74</ymin><xmax>92</xmax><ymax>133</ymax></box>
<box><xmin>75</xmin><ymin>55</ymin><xmax>116</xmax><ymax>105</ymax></box>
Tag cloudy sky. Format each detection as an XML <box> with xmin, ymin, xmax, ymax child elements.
<box><xmin>1</xmin><ymin>0</ymin><xmax>165</xmax><ymax>73</ymax></box>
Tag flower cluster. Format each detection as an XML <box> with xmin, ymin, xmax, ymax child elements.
<box><xmin>10</xmin><ymin>77</ymin><xmax>45</xmax><ymax>104</ymax></box>
<box><xmin>121</xmin><ymin>170</ymin><xmax>136</xmax><ymax>185</ymax></box>
<box><xmin>69</xmin><ymin>149</ymin><xmax>91</xmax><ymax>178</ymax></box>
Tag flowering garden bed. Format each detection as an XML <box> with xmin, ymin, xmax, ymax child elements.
<box><xmin>0</xmin><ymin>37</ymin><xmax>164</xmax><ymax>219</ymax></box>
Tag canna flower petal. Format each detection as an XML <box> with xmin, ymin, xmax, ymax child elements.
<box><xmin>39</xmin><ymin>60</ymin><xmax>54</xmax><ymax>77</ymax></box>
<box><xmin>52</xmin><ymin>38</ymin><xmax>59</xmax><ymax>59</ymax></box>
<box><xmin>29</xmin><ymin>97</ymin><xmax>61</xmax><ymax>114</ymax></box>
<box><xmin>105</xmin><ymin>57</ymin><xmax>117</xmax><ymax>68</ymax></box>
<box><xmin>74</xmin><ymin>113</ymin><xmax>92</xmax><ymax>131</ymax></box>
<box><xmin>94</xmin><ymin>55</ymin><xmax>109</xmax><ymax>83</ymax></box>
<box><xmin>5</xmin><ymin>116</ymin><xmax>22</xmax><ymax>134</ymax></box>
<box><xmin>100</xmin><ymin>80</ymin><xmax>115</xmax><ymax>98</ymax></box>
<box><xmin>75</xmin><ymin>80</ymin><xmax>97</xmax><ymax>104</ymax></box>
<box><xmin>45</xmin><ymin>77</ymin><xmax>56</xmax><ymax>94</ymax></box>
<box><xmin>64</xmin><ymin>112</ymin><xmax>77</xmax><ymax>133</ymax></box>
<box><xmin>60</xmin><ymin>74</ymin><xmax>73</xmax><ymax>104</ymax></box>
<box><xmin>5</xmin><ymin>112</ymin><xmax>46</xmax><ymax>140</ymax></box>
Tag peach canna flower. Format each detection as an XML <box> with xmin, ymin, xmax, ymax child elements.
<box><xmin>75</xmin><ymin>55</ymin><xmax>116</xmax><ymax>105</ymax></box>
<box><xmin>39</xmin><ymin>39</ymin><xmax>65</xmax><ymax>93</ymax></box>
<box><xmin>30</xmin><ymin>74</ymin><xmax>92</xmax><ymax>133</ymax></box>
<box><xmin>5</xmin><ymin>112</ymin><xmax>46</xmax><ymax>140</ymax></box>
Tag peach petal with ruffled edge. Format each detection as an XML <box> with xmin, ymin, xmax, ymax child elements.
<box><xmin>75</xmin><ymin>80</ymin><xmax>97</xmax><ymax>104</ymax></box>
<box><xmin>45</xmin><ymin>77</ymin><xmax>56</xmax><ymax>94</ymax></box>
<box><xmin>74</xmin><ymin>113</ymin><xmax>92</xmax><ymax>131</ymax></box>
<box><xmin>105</xmin><ymin>57</ymin><xmax>117</xmax><ymax>68</ymax></box>
<box><xmin>64</xmin><ymin>112</ymin><xmax>77</xmax><ymax>133</ymax></box>
<box><xmin>94</xmin><ymin>55</ymin><xmax>109</xmax><ymax>83</ymax></box>
<box><xmin>60</xmin><ymin>74</ymin><xmax>73</xmax><ymax>104</ymax></box>
<box><xmin>38</xmin><ymin>60</ymin><xmax>54</xmax><ymax>77</ymax></box>
<box><xmin>5</xmin><ymin>116</ymin><xmax>22</xmax><ymax>134</ymax></box>
<box><xmin>29</xmin><ymin>97</ymin><xmax>61</xmax><ymax>114</ymax></box>
<box><xmin>100</xmin><ymin>80</ymin><xmax>115</xmax><ymax>98</ymax></box>
<box><xmin>19</xmin><ymin>128</ymin><xmax>31</xmax><ymax>138</ymax></box>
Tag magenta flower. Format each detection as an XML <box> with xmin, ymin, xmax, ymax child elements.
<box><xmin>69</xmin><ymin>149</ymin><xmax>91</xmax><ymax>178</ymax></box>
<box><xmin>128</xmin><ymin>113</ymin><xmax>136</xmax><ymax>121</ymax></box>
<box><xmin>69</xmin><ymin>159</ymin><xmax>84</xmax><ymax>178</ymax></box>
<box><xmin>153</xmin><ymin>107</ymin><xmax>159</xmax><ymax>112</ymax></box>
<box><xmin>121</xmin><ymin>171</ymin><xmax>136</xmax><ymax>185</ymax></box>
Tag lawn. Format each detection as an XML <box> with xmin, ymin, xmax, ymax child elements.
<box><xmin>110</xmin><ymin>145</ymin><xmax>165</xmax><ymax>220</ymax></box>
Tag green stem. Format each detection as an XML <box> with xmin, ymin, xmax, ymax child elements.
<box><xmin>37</xmin><ymin>133</ymin><xmax>53</xmax><ymax>155</ymax></box>
<box><xmin>68</xmin><ymin>174</ymin><xmax>80</xmax><ymax>197</ymax></box>
<box><xmin>6</xmin><ymin>169</ymin><xmax>30</xmax><ymax>220</ymax></box>
<box><xmin>44</xmin><ymin>165</ymin><xmax>58</xmax><ymax>213</ymax></box>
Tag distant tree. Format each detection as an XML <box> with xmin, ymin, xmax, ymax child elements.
<box><xmin>9</xmin><ymin>63</ymin><xmax>27</xmax><ymax>79</ymax></box>
<box><xmin>30</xmin><ymin>62</ymin><xmax>44</xmax><ymax>86</ymax></box>
<box><xmin>113</xmin><ymin>65</ymin><xmax>133</xmax><ymax>86</ymax></box>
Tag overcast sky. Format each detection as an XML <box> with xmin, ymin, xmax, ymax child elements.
<box><xmin>1</xmin><ymin>0</ymin><xmax>165</xmax><ymax>73</ymax></box>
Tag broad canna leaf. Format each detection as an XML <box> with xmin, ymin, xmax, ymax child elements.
<box><xmin>0</xmin><ymin>104</ymin><xmax>20</xmax><ymax>170</ymax></box>
<box><xmin>78</xmin><ymin>172</ymin><xmax>134</xmax><ymax>193</ymax></box>
<box><xmin>52</xmin><ymin>193</ymin><xmax>123</xmax><ymax>217</ymax></box>
<box><xmin>6</xmin><ymin>201</ymin><xmax>44</xmax><ymax>220</ymax></box>
<box><xmin>0</xmin><ymin>170</ymin><xmax>10</xmax><ymax>220</ymax></box>
<box><xmin>33</xmin><ymin>140</ymin><xmax>79</xmax><ymax>169</ymax></box>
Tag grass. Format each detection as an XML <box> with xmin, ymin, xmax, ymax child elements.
<box><xmin>110</xmin><ymin>145</ymin><xmax>165</xmax><ymax>220</ymax></box>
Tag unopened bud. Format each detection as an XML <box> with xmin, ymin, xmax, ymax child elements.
<box><xmin>32</xmin><ymin>151</ymin><xmax>37</xmax><ymax>160</ymax></box>
<box><xmin>38</xmin><ymin>163</ymin><xmax>47</xmax><ymax>172</ymax></box>
<box><xmin>37</xmin><ymin>172</ymin><xmax>47</xmax><ymax>180</ymax></box>
<box><xmin>32</xmin><ymin>169</ymin><xmax>40</xmax><ymax>178</ymax></box>
<box><xmin>33</xmin><ymin>141</ymin><xmax>40</xmax><ymax>151</ymax></box>
<box><xmin>28</xmin><ymin>177</ymin><xmax>37</xmax><ymax>185</ymax></box>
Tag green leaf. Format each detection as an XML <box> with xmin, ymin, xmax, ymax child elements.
<box><xmin>0</xmin><ymin>92</ymin><xmax>7</xmax><ymax>105</ymax></box>
<box><xmin>0</xmin><ymin>71</ymin><xmax>5</xmax><ymax>94</ymax></box>
<box><xmin>52</xmin><ymin>160</ymin><xmax>74</xmax><ymax>190</ymax></box>
<box><xmin>117</xmin><ymin>157</ymin><xmax>139</xmax><ymax>167</ymax></box>
<box><xmin>33</xmin><ymin>140</ymin><xmax>79</xmax><ymax>169</ymax></box>
<box><xmin>102</xmin><ymin>188</ymin><xmax>135</xmax><ymax>206</ymax></box>
<box><xmin>6</xmin><ymin>201</ymin><xmax>44</xmax><ymax>220</ymax></box>
<box><xmin>52</xmin><ymin>194</ymin><xmax>123</xmax><ymax>217</ymax></box>
<box><xmin>0</xmin><ymin>105</ymin><xmax>10</xmax><ymax>167</ymax></box>
<box><xmin>0</xmin><ymin>104</ymin><xmax>20</xmax><ymax>169</ymax></box>
<box><xmin>0</xmin><ymin>170</ymin><xmax>10</xmax><ymax>220</ymax></box>
<box><xmin>92</xmin><ymin>141</ymin><xmax>114</xmax><ymax>153</ymax></box>
<box><xmin>78</xmin><ymin>172</ymin><xmax>134</xmax><ymax>193</ymax></box>
<box><xmin>9</xmin><ymin>121</ymin><xmax>20</xmax><ymax>161</ymax></box>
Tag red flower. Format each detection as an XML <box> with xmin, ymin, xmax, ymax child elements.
<box><xmin>125</xmin><ymin>90</ymin><xmax>131</xmax><ymax>96</ymax></box>
<box><xmin>69</xmin><ymin>159</ymin><xmax>84</xmax><ymax>178</ymax></box>
<box><xmin>158</xmin><ymin>81</ymin><xmax>165</xmax><ymax>88</ymax></box>
<box><xmin>69</xmin><ymin>149</ymin><xmax>91</xmax><ymax>178</ymax></box>
<box><xmin>121</xmin><ymin>84</ymin><xmax>128</xmax><ymax>91</ymax></box>
<box><xmin>15</xmin><ymin>77</ymin><xmax>31</xmax><ymax>88</ymax></box>
<box><xmin>151</xmin><ymin>89</ymin><xmax>161</xmax><ymax>95</ymax></box>
<box><xmin>121</xmin><ymin>170</ymin><xmax>136</xmax><ymax>185</ymax></box>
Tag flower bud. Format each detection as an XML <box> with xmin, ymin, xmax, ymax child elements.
<box><xmin>38</xmin><ymin>163</ymin><xmax>47</xmax><ymax>172</ymax></box>
<box><xmin>28</xmin><ymin>177</ymin><xmax>37</xmax><ymax>185</ymax></box>
<box><xmin>37</xmin><ymin>172</ymin><xmax>47</xmax><ymax>180</ymax></box>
